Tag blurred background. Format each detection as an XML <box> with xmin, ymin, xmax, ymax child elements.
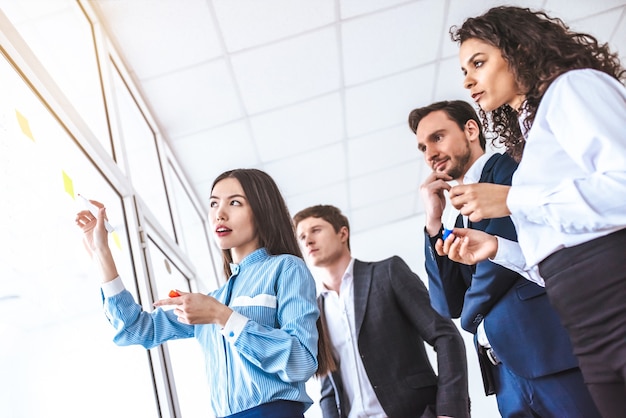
<box><xmin>1</xmin><ymin>0</ymin><xmax>624</xmax><ymax>416</ymax></box>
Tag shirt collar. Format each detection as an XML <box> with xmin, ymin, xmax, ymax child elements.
<box><xmin>463</xmin><ymin>152</ymin><xmax>491</xmax><ymax>185</ymax></box>
<box><xmin>318</xmin><ymin>258</ymin><xmax>355</xmax><ymax>295</ymax></box>
<box><xmin>229</xmin><ymin>247</ymin><xmax>268</xmax><ymax>276</ymax></box>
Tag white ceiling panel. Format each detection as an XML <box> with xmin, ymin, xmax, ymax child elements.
<box><xmin>611</xmin><ymin>14</ymin><xmax>626</xmax><ymax>62</ymax></box>
<box><xmin>231</xmin><ymin>28</ymin><xmax>340</xmax><ymax>114</ymax></box>
<box><xmin>341</xmin><ymin>0</ymin><xmax>445</xmax><ymax>85</ymax></box>
<box><xmin>568</xmin><ymin>9</ymin><xmax>625</xmax><ymax>49</ymax></box>
<box><xmin>432</xmin><ymin>55</ymin><xmax>471</xmax><ymax>103</ymax></box>
<box><xmin>350</xmin><ymin>192</ymin><xmax>418</xmax><ymax>233</ymax></box>
<box><xmin>263</xmin><ymin>142</ymin><xmax>346</xmax><ymax>197</ymax></box>
<box><xmin>286</xmin><ymin>181</ymin><xmax>350</xmax><ymax>217</ymax></box>
<box><xmin>142</xmin><ymin>59</ymin><xmax>243</xmax><ymax>137</ymax></box>
<box><xmin>345</xmin><ymin>64</ymin><xmax>437</xmax><ymax>137</ymax></box>
<box><xmin>214</xmin><ymin>0</ymin><xmax>336</xmax><ymax>52</ymax></box>
<box><xmin>544</xmin><ymin>0</ymin><xmax>626</xmax><ymax>21</ymax></box>
<box><xmin>347</xmin><ymin>125</ymin><xmax>417</xmax><ymax>177</ymax></box>
<box><xmin>170</xmin><ymin>120</ymin><xmax>259</xmax><ymax>189</ymax></box>
<box><xmin>339</xmin><ymin>0</ymin><xmax>411</xmax><ymax>19</ymax></box>
<box><xmin>249</xmin><ymin>93</ymin><xmax>344</xmax><ymax>162</ymax></box>
<box><xmin>94</xmin><ymin>0</ymin><xmax>221</xmax><ymax>79</ymax></box>
<box><xmin>351</xmin><ymin>214</ymin><xmax>426</xmax><ymax>274</ymax></box>
<box><xmin>349</xmin><ymin>161</ymin><xmax>421</xmax><ymax>209</ymax></box>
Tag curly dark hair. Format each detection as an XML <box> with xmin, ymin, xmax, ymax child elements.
<box><xmin>450</xmin><ymin>6</ymin><xmax>625</xmax><ymax>161</ymax></box>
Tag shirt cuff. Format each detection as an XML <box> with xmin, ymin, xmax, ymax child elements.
<box><xmin>491</xmin><ymin>237</ymin><xmax>545</xmax><ymax>287</ymax></box>
<box><xmin>507</xmin><ymin>183</ymin><xmax>544</xmax><ymax>218</ymax></box>
<box><xmin>101</xmin><ymin>276</ymin><xmax>125</xmax><ymax>297</ymax></box>
<box><xmin>221</xmin><ymin>311</ymin><xmax>249</xmax><ymax>343</ymax></box>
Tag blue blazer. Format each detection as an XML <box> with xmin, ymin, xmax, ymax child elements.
<box><xmin>425</xmin><ymin>153</ymin><xmax>579</xmax><ymax>380</ymax></box>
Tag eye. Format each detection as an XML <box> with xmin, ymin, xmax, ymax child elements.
<box><xmin>417</xmin><ymin>144</ymin><xmax>426</xmax><ymax>153</ymax></box>
<box><xmin>230</xmin><ymin>199</ymin><xmax>242</xmax><ymax>206</ymax></box>
<box><xmin>209</xmin><ymin>201</ymin><xmax>218</xmax><ymax>208</ymax></box>
<box><xmin>474</xmin><ymin>60</ymin><xmax>483</xmax><ymax>69</ymax></box>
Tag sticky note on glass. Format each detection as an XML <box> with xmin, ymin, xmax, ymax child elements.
<box><xmin>62</xmin><ymin>170</ymin><xmax>75</xmax><ymax>199</ymax></box>
<box><xmin>15</xmin><ymin>110</ymin><xmax>34</xmax><ymax>141</ymax></box>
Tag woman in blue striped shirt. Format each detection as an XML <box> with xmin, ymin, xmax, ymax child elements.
<box><xmin>76</xmin><ymin>168</ymin><xmax>327</xmax><ymax>418</ymax></box>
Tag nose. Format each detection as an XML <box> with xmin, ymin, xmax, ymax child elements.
<box><xmin>463</xmin><ymin>72</ymin><xmax>475</xmax><ymax>90</ymax></box>
<box><xmin>212</xmin><ymin>206</ymin><xmax>226</xmax><ymax>223</ymax></box>
<box><xmin>425</xmin><ymin>146</ymin><xmax>438</xmax><ymax>163</ymax></box>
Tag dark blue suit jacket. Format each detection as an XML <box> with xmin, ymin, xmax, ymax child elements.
<box><xmin>425</xmin><ymin>153</ymin><xmax>579</xmax><ymax>381</ymax></box>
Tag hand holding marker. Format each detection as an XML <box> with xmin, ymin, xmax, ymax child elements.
<box><xmin>78</xmin><ymin>194</ymin><xmax>114</xmax><ymax>233</ymax></box>
<box><xmin>442</xmin><ymin>201</ymin><xmax>461</xmax><ymax>241</ymax></box>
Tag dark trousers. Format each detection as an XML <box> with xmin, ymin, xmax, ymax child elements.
<box><xmin>221</xmin><ymin>400</ymin><xmax>305</xmax><ymax>418</ymax></box>
<box><xmin>539</xmin><ymin>228</ymin><xmax>626</xmax><ymax>418</ymax></box>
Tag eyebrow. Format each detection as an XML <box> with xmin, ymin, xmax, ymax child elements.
<box><xmin>209</xmin><ymin>193</ymin><xmax>246</xmax><ymax>200</ymax></box>
<box><xmin>418</xmin><ymin>128</ymin><xmax>445</xmax><ymax>145</ymax></box>
<box><xmin>461</xmin><ymin>52</ymin><xmax>484</xmax><ymax>70</ymax></box>
<box><xmin>428</xmin><ymin>129</ymin><xmax>445</xmax><ymax>140</ymax></box>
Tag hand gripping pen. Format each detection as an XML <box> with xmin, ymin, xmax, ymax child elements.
<box><xmin>78</xmin><ymin>194</ymin><xmax>114</xmax><ymax>233</ymax></box>
<box><xmin>442</xmin><ymin>206</ymin><xmax>460</xmax><ymax>240</ymax></box>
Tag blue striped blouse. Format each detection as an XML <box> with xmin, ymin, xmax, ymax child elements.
<box><xmin>101</xmin><ymin>247</ymin><xmax>319</xmax><ymax>416</ymax></box>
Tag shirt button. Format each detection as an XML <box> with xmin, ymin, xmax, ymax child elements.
<box><xmin>229</xmin><ymin>331</ymin><xmax>234</xmax><ymax>337</ymax></box>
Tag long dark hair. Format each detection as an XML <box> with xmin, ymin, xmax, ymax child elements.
<box><xmin>451</xmin><ymin>6</ymin><xmax>625</xmax><ymax>161</ymax></box>
<box><xmin>211</xmin><ymin>168</ymin><xmax>302</xmax><ymax>278</ymax></box>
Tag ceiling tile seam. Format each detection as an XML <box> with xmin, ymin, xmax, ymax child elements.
<box><xmin>285</xmin><ymin>158</ymin><xmax>420</xmax><ymax>202</ymax></box>
<box><xmin>351</xmin><ymin>211</ymin><xmax>425</xmax><ymax>235</ymax></box>
<box><xmin>343</xmin><ymin>57</ymin><xmax>441</xmax><ymax>90</ymax></box>
<box><xmin>334</xmin><ymin>0</ymin><xmax>352</xmax><ymax>216</ymax></box>
<box><xmin>339</xmin><ymin>0</ymin><xmax>421</xmax><ymax>22</ymax></box>
<box><xmin>169</xmin><ymin>89</ymin><xmax>347</xmax><ymax>142</ymax></box>
<box><xmin>204</xmin><ymin>0</ymin><xmax>262</xmax><ymax>164</ymax></box>
<box><xmin>429</xmin><ymin>0</ymin><xmax>451</xmax><ymax>103</ymax></box>
<box><xmin>606</xmin><ymin>5</ymin><xmax>626</xmax><ymax>43</ymax></box>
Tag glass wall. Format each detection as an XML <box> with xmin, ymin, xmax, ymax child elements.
<box><xmin>0</xmin><ymin>1</ymin><xmax>218</xmax><ymax>416</ymax></box>
<box><xmin>0</xmin><ymin>51</ymin><xmax>158</xmax><ymax>418</ymax></box>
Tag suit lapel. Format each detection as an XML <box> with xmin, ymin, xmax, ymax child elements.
<box><xmin>352</xmin><ymin>260</ymin><xmax>372</xmax><ymax>336</ymax></box>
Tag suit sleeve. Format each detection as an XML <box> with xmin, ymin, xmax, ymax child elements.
<box><xmin>459</xmin><ymin>217</ymin><xmax>524</xmax><ymax>333</ymax></box>
<box><xmin>424</xmin><ymin>226</ymin><xmax>472</xmax><ymax>318</ymax></box>
<box><xmin>390</xmin><ymin>257</ymin><xmax>470</xmax><ymax>418</ymax></box>
<box><xmin>319</xmin><ymin>374</ymin><xmax>341</xmax><ymax>418</ymax></box>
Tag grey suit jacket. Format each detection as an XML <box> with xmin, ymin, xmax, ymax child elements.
<box><xmin>318</xmin><ymin>257</ymin><xmax>470</xmax><ymax>418</ymax></box>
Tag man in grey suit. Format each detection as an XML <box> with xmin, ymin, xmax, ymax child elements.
<box><xmin>294</xmin><ymin>205</ymin><xmax>470</xmax><ymax>418</ymax></box>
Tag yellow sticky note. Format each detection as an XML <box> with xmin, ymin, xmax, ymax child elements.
<box><xmin>62</xmin><ymin>170</ymin><xmax>75</xmax><ymax>199</ymax></box>
<box><xmin>111</xmin><ymin>231</ymin><xmax>122</xmax><ymax>250</ymax></box>
<box><xmin>15</xmin><ymin>110</ymin><xmax>34</xmax><ymax>141</ymax></box>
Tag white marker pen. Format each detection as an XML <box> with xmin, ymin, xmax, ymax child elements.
<box><xmin>442</xmin><ymin>204</ymin><xmax>460</xmax><ymax>240</ymax></box>
<box><xmin>77</xmin><ymin>194</ymin><xmax>114</xmax><ymax>233</ymax></box>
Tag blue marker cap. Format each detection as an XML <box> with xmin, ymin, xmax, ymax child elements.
<box><xmin>442</xmin><ymin>228</ymin><xmax>453</xmax><ymax>240</ymax></box>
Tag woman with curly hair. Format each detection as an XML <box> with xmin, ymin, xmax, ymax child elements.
<box><xmin>438</xmin><ymin>6</ymin><xmax>626</xmax><ymax>417</ymax></box>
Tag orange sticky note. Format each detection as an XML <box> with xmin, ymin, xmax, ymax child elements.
<box><xmin>62</xmin><ymin>170</ymin><xmax>75</xmax><ymax>199</ymax></box>
<box><xmin>15</xmin><ymin>110</ymin><xmax>34</xmax><ymax>141</ymax></box>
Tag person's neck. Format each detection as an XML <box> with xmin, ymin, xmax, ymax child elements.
<box><xmin>319</xmin><ymin>253</ymin><xmax>352</xmax><ymax>295</ymax></box>
<box><xmin>457</xmin><ymin>150</ymin><xmax>485</xmax><ymax>184</ymax></box>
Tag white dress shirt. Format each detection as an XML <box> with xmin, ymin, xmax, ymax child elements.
<box><xmin>496</xmin><ymin>69</ymin><xmax>626</xmax><ymax>284</ymax></box>
<box><xmin>321</xmin><ymin>258</ymin><xmax>387</xmax><ymax>418</ymax></box>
